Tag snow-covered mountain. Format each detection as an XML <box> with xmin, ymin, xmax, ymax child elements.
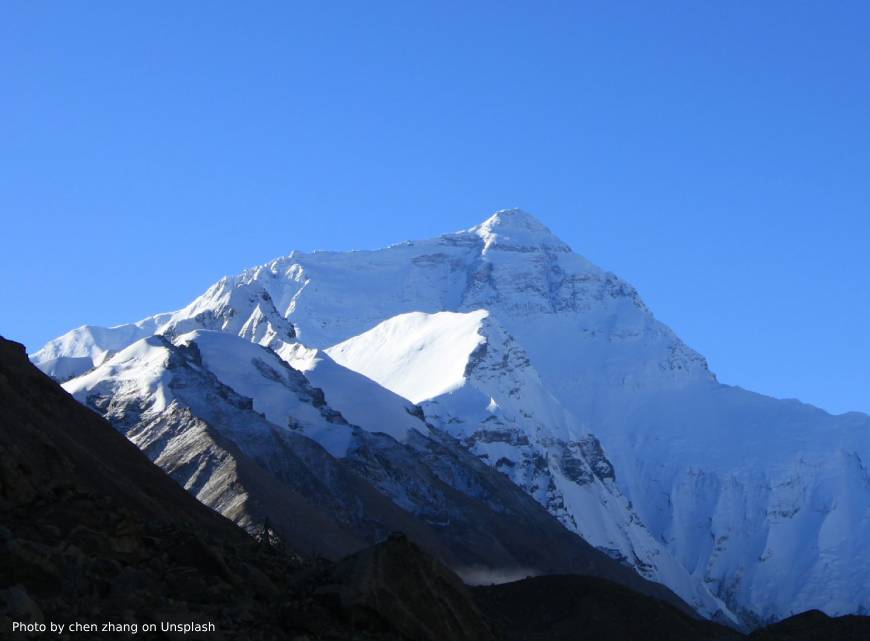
<box><xmin>326</xmin><ymin>309</ymin><xmax>732</xmax><ymax>621</ymax></box>
<box><xmin>56</xmin><ymin>325</ymin><xmax>689</xmax><ymax>612</ymax></box>
<box><xmin>34</xmin><ymin>209</ymin><xmax>870</xmax><ymax>626</ymax></box>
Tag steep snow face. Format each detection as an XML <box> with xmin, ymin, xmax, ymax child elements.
<box><xmin>36</xmin><ymin>208</ymin><xmax>870</xmax><ymax>625</ymax></box>
<box><xmin>325</xmin><ymin>309</ymin><xmax>735</xmax><ymax>623</ymax></box>
<box><xmin>276</xmin><ymin>341</ymin><xmax>429</xmax><ymax>443</ymax></box>
<box><xmin>589</xmin><ymin>384</ymin><xmax>870</xmax><ymax>623</ymax></box>
<box><xmin>326</xmin><ymin>310</ymin><xmax>488</xmax><ymax>403</ymax></box>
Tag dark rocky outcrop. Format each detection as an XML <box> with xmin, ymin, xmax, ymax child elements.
<box><xmin>749</xmin><ymin>610</ymin><xmax>870</xmax><ymax>641</ymax></box>
<box><xmin>473</xmin><ymin>574</ymin><xmax>740</xmax><ymax>641</ymax></box>
<box><xmin>290</xmin><ymin>533</ymin><xmax>495</xmax><ymax>641</ymax></box>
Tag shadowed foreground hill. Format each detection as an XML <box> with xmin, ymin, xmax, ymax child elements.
<box><xmin>473</xmin><ymin>574</ymin><xmax>870</xmax><ymax>641</ymax></box>
<box><xmin>0</xmin><ymin>337</ymin><xmax>489</xmax><ymax>641</ymax></box>
<box><xmin>749</xmin><ymin>610</ymin><xmax>870</xmax><ymax>641</ymax></box>
<box><xmin>473</xmin><ymin>575</ymin><xmax>740</xmax><ymax>641</ymax></box>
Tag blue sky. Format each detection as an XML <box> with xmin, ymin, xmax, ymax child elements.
<box><xmin>1</xmin><ymin>2</ymin><xmax>867</xmax><ymax>414</ymax></box>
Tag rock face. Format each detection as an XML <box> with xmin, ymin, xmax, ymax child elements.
<box><xmin>32</xmin><ymin>209</ymin><xmax>870</xmax><ymax>626</ymax></box>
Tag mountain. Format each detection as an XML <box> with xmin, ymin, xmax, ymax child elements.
<box><xmin>0</xmin><ymin>337</ymin><xmax>512</xmax><ymax>641</ymax></box>
<box><xmin>56</xmin><ymin>326</ymin><xmax>693</xmax><ymax>613</ymax></box>
<box><xmin>14</xmin><ymin>334</ymin><xmax>861</xmax><ymax>641</ymax></box>
<box><xmin>325</xmin><ymin>308</ymin><xmax>731</xmax><ymax>621</ymax></box>
<box><xmin>32</xmin><ymin>209</ymin><xmax>870</xmax><ymax>626</ymax></box>
<box><xmin>0</xmin><ymin>335</ymin><xmax>455</xmax><ymax>640</ymax></box>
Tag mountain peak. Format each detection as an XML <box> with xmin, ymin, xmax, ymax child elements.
<box><xmin>481</xmin><ymin>207</ymin><xmax>544</xmax><ymax>226</ymax></box>
<box><xmin>470</xmin><ymin>209</ymin><xmax>570</xmax><ymax>254</ymax></box>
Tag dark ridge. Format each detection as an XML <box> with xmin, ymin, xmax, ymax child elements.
<box><xmin>293</xmin><ymin>533</ymin><xmax>495</xmax><ymax>641</ymax></box>
<box><xmin>472</xmin><ymin>574</ymin><xmax>741</xmax><ymax>641</ymax></box>
<box><xmin>0</xmin><ymin>337</ymin><xmax>247</xmax><ymax>538</ymax></box>
<box><xmin>749</xmin><ymin>609</ymin><xmax>870</xmax><ymax>641</ymax></box>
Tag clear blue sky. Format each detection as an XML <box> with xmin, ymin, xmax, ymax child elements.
<box><xmin>1</xmin><ymin>2</ymin><xmax>867</xmax><ymax>414</ymax></box>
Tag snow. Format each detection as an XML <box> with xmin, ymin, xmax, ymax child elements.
<box><xmin>63</xmin><ymin>334</ymin><xmax>176</xmax><ymax>413</ymax></box>
<box><xmin>32</xmin><ymin>277</ymin><xmax>296</xmax><ymax>382</ymax></box>
<box><xmin>32</xmin><ymin>314</ymin><xmax>173</xmax><ymax>380</ymax></box>
<box><xmin>326</xmin><ymin>310</ymin><xmax>488</xmax><ymax>403</ymax></box>
<box><xmin>470</xmin><ymin>208</ymin><xmax>572</xmax><ymax>254</ymax></box>
<box><xmin>68</xmin><ymin>328</ymin><xmax>429</xmax><ymax>458</ymax></box>
<box><xmin>277</xmin><ymin>341</ymin><xmax>429</xmax><ymax>442</ymax></box>
<box><xmin>323</xmin><ymin>308</ymin><xmax>736</xmax><ymax>622</ymax></box>
<box><xmin>173</xmin><ymin>330</ymin><xmax>353</xmax><ymax>457</ymax></box>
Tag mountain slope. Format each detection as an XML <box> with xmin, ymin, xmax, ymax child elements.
<box><xmin>0</xmin><ymin>337</ymin><xmax>506</xmax><ymax>641</ymax></box>
<box><xmin>58</xmin><ymin>329</ymin><xmax>696</xmax><ymax>613</ymax></box>
<box><xmin>278</xmin><ymin>341</ymin><xmax>427</xmax><ymax>443</ymax></box>
<box><xmin>327</xmin><ymin>308</ymin><xmax>734</xmax><ymax>622</ymax></box>
<box><xmin>58</xmin><ymin>331</ymin><xmax>454</xmax><ymax>560</ymax></box>
<box><xmin>0</xmin><ymin>335</ymin><xmax>393</xmax><ymax>639</ymax></box>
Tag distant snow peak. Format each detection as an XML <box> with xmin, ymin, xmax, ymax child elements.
<box><xmin>469</xmin><ymin>208</ymin><xmax>571</xmax><ymax>254</ymax></box>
